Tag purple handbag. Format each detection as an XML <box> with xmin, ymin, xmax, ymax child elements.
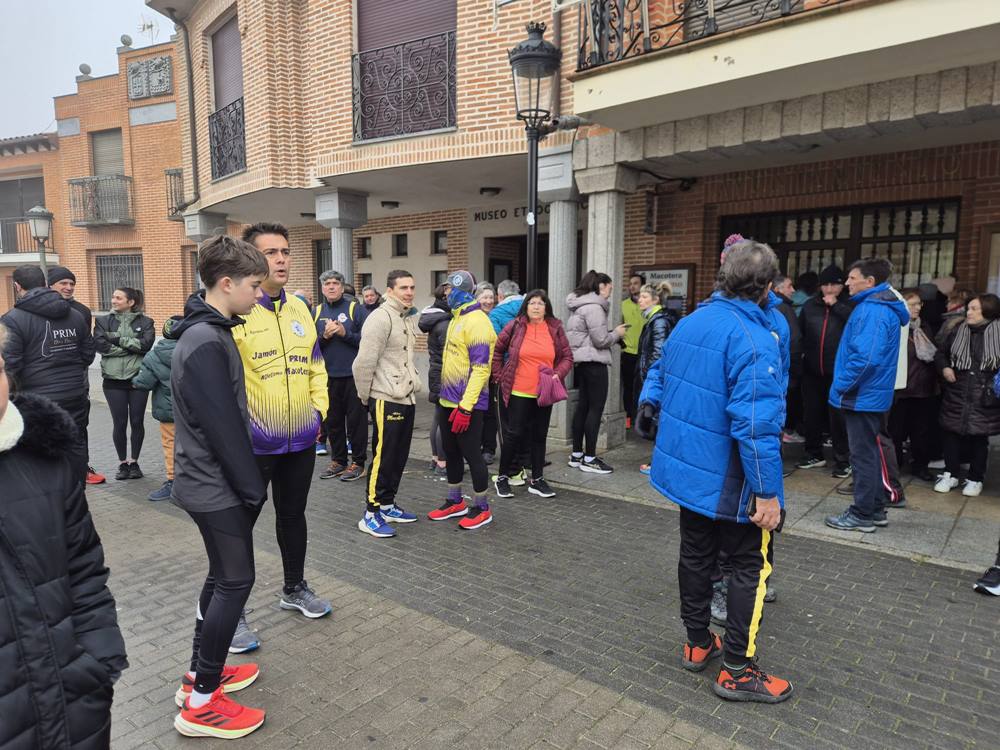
<box><xmin>537</xmin><ymin>365</ymin><xmax>567</xmax><ymax>407</ymax></box>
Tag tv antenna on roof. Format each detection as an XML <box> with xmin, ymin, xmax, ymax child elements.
<box><xmin>137</xmin><ymin>14</ymin><xmax>160</xmax><ymax>45</ymax></box>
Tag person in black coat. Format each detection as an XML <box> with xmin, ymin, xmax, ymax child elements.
<box><xmin>418</xmin><ymin>283</ymin><xmax>451</xmax><ymax>474</ymax></box>
<box><xmin>797</xmin><ymin>265</ymin><xmax>852</xmax><ymax>473</ymax></box>
<box><xmin>773</xmin><ymin>275</ymin><xmax>804</xmax><ymax>438</ymax></box>
<box><xmin>0</xmin><ymin>325</ymin><xmax>127</xmax><ymax>750</ymax></box>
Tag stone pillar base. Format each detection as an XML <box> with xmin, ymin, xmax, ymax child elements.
<box><xmin>546</xmin><ymin>389</ymin><xmax>579</xmax><ymax>449</ymax></box>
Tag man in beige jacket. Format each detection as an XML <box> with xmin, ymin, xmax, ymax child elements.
<box><xmin>353</xmin><ymin>269</ymin><xmax>422</xmax><ymax>538</ymax></box>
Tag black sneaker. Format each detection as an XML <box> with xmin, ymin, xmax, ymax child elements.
<box><xmin>973</xmin><ymin>566</ymin><xmax>1000</xmax><ymax>596</ymax></box>
<box><xmin>836</xmin><ymin>482</ymin><xmax>854</xmax><ymax>496</ymax></box>
<box><xmin>528</xmin><ymin>478</ymin><xmax>555</xmax><ymax>498</ymax></box>
<box><xmin>483</xmin><ymin>452</ymin><xmax>495</xmax><ymax>465</ymax></box>
<box><xmin>494</xmin><ymin>475</ymin><xmax>513</xmax><ymax>498</ymax></box>
<box><xmin>796</xmin><ymin>456</ymin><xmax>826</xmax><ymax>470</ymax></box>
<box><xmin>115</xmin><ymin>462</ymin><xmax>130</xmax><ymax>480</ymax></box>
<box><xmin>832</xmin><ymin>464</ymin><xmax>852</xmax><ymax>479</ymax></box>
<box><xmin>873</xmin><ymin>510</ymin><xmax>889</xmax><ymax>527</ymax></box>
<box><xmin>128</xmin><ymin>462</ymin><xmax>144</xmax><ymax>479</ymax></box>
<box><xmin>580</xmin><ymin>457</ymin><xmax>613</xmax><ymax>474</ymax></box>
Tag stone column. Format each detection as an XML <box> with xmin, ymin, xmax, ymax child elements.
<box><xmin>315</xmin><ymin>190</ymin><xmax>368</xmax><ymax>281</ymax></box>
<box><xmin>575</xmin><ymin>165</ymin><xmax>639</xmax><ymax>451</ymax></box>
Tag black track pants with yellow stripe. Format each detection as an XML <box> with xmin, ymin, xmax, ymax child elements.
<box><xmin>366</xmin><ymin>400</ymin><xmax>415</xmax><ymax>513</ymax></box>
<box><xmin>678</xmin><ymin>507</ymin><xmax>774</xmax><ymax>664</ymax></box>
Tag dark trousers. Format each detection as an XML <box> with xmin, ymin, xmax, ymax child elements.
<box><xmin>255</xmin><ymin>448</ymin><xmax>314</xmax><ymax>588</ymax></box>
<box><xmin>876</xmin><ymin>415</ymin><xmax>905</xmax><ymax>505</ymax></box>
<box><xmin>943</xmin><ymin>431</ymin><xmax>990</xmax><ymax>482</ymax></box>
<box><xmin>438</xmin><ymin>403</ymin><xmax>489</xmax><ymax>495</ymax></box>
<box><xmin>187</xmin><ymin>504</ymin><xmax>259</xmax><ymax>694</ymax></box>
<box><xmin>801</xmin><ymin>372</ymin><xmax>848</xmax><ymax>463</ymax></box>
<box><xmin>366</xmin><ymin>400</ymin><xmax>415</xmax><ymax>512</ymax></box>
<box><xmin>678</xmin><ymin>508</ymin><xmax>774</xmax><ymax>664</ymax></box>
<box><xmin>481</xmin><ymin>382</ymin><xmax>498</xmax><ymax>454</ymax></box>
<box><xmin>572</xmin><ymin>362</ymin><xmax>609</xmax><ymax>456</ymax></box>
<box><xmin>495</xmin><ymin>389</ymin><xmax>529</xmax><ymax>474</ymax></box>
<box><xmin>888</xmin><ymin>396</ymin><xmax>935</xmax><ymax>472</ymax></box>
<box><xmin>324</xmin><ymin>376</ymin><xmax>367</xmax><ymax>465</ymax></box>
<box><xmin>54</xmin><ymin>394</ymin><xmax>90</xmax><ymax>483</ymax></box>
<box><xmin>499</xmin><ymin>395</ymin><xmax>553</xmax><ymax>480</ymax></box>
<box><xmin>843</xmin><ymin>410</ymin><xmax>885</xmax><ymax>521</ymax></box>
<box><xmin>621</xmin><ymin>352</ymin><xmax>638</xmax><ymax>420</ymax></box>
<box><xmin>104</xmin><ymin>385</ymin><xmax>149</xmax><ymax>461</ymax></box>
<box><xmin>785</xmin><ymin>378</ymin><xmax>803</xmax><ymax>433</ymax></box>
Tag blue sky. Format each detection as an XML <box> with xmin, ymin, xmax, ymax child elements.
<box><xmin>0</xmin><ymin>0</ymin><xmax>171</xmax><ymax>139</ymax></box>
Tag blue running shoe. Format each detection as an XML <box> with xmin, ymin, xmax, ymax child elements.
<box><xmin>381</xmin><ymin>505</ymin><xmax>418</xmax><ymax>523</ymax></box>
<box><xmin>316</xmin><ymin>442</ymin><xmax>328</xmax><ymax>456</ymax></box>
<box><xmin>358</xmin><ymin>512</ymin><xmax>395</xmax><ymax>537</ymax></box>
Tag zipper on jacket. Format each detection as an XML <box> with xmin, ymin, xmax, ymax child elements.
<box><xmin>819</xmin><ymin>309</ymin><xmax>830</xmax><ymax>377</ymax></box>
<box><xmin>272</xmin><ymin>306</ymin><xmax>294</xmax><ymax>453</ymax></box>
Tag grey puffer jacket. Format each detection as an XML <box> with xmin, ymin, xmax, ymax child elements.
<box><xmin>565</xmin><ymin>292</ymin><xmax>622</xmax><ymax>365</ymax></box>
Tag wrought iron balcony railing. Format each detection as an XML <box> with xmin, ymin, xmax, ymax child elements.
<box><xmin>352</xmin><ymin>30</ymin><xmax>457</xmax><ymax>143</ymax></box>
<box><xmin>0</xmin><ymin>217</ymin><xmax>40</xmax><ymax>254</ymax></box>
<box><xmin>165</xmin><ymin>168</ymin><xmax>184</xmax><ymax>221</ymax></box>
<box><xmin>578</xmin><ymin>0</ymin><xmax>847</xmax><ymax>72</ymax></box>
<box><xmin>68</xmin><ymin>175</ymin><xmax>135</xmax><ymax>227</ymax></box>
<box><xmin>209</xmin><ymin>97</ymin><xmax>247</xmax><ymax>180</ymax></box>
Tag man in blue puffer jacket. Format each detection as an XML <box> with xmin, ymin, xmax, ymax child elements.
<box><xmin>825</xmin><ymin>258</ymin><xmax>909</xmax><ymax>533</ymax></box>
<box><xmin>637</xmin><ymin>239</ymin><xmax>793</xmax><ymax>704</ymax></box>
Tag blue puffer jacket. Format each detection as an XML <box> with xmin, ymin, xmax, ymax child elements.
<box><xmin>639</xmin><ymin>293</ymin><xmax>787</xmax><ymax>523</ymax></box>
<box><xmin>489</xmin><ymin>295</ymin><xmax>523</xmax><ymax>334</ymax></box>
<box><xmin>829</xmin><ymin>282</ymin><xmax>909</xmax><ymax>413</ymax></box>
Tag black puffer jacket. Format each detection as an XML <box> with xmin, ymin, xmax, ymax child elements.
<box><xmin>935</xmin><ymin>322</ymin><xmax>1000</xmax><ymax>436</ymax></box>
<box><xmin>799</xmin><ymin>291</ymin><xmax>852</xmax><ymax>378</ymax></box>
<box><xmin>0</xmin><ymin>393</ymin><xmax>128</xmax><ymax>750</ymax></box>
<box><xmin>418</xmin><ymin>299</ymin><xmax>451</xmax><ymax>403</ymax></box>
<box><xmin>775</xmin><ymin>293</ymin><xmax>803</xmax><ymax>383</ymax></box>
<box><xmin>636</xmin><ymin>307</ymin><xmax>675</xmax><ymax>383</ymax></box>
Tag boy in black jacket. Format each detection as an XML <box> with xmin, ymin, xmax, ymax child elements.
<box><xmin>169</xmin><ymin>236</ymin><xmax>271</xmax><ymax>739</ymax></box>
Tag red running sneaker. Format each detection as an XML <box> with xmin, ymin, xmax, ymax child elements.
<box><xmin>459</xmin><ymin>507</ymin><xmax>492</xmax><ymax>530</ymax></box>
<box><xmin>86</xmin><ymin>467</ymin><xmax>106</xmax><ymax>485</ymax></box>
<box><xmin>681</xmin><ymin>633</ymin><xmax>722</xmax><ymax>672</ymax></box>
<box><xmin>713</xmin><ymin>662</ymin><xmax>793</xmax><ymax>703</ymax></box>
<box><xmin>174</xmin><ymin>663</ymin><xmax>260</xmax><ymax>708</ymax></box>
<box><xmin>428</xmin><ymin>500</ymin><xmax>468</xmax><ymax>521</ymax></box>
<box><xmin>175</xmin><ymin>687</ymin><xmax>265</xmax><ymax>739</ymax></box>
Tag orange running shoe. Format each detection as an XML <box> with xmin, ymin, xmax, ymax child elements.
<box><xmin>174</xmin><ymin>687</ymin><xmax>266</xmax><ymax>739</ymax></box>
<box><xmin>458</xmin><ymin>507</ymin><xmax>492</xmax><ymax>530</ymax></box>
<box><xmin>713</xmin><ymin>661</ymin><xmax>793</xmax><ymax>703</ymax></box>
<box><xmin>86</xmin><ymin>467</ymin><xmax>106</xmax><ymax>485</ymax></box>
<box><xmin>428</xmin><ymin>500</ymin><xmax>468</xmax><ymax>521</ymax></box>
<box><xmin>174</xmin><ymin>663</ymin><xmax>260</xmax><ymax>708</ymax></box>
<box><xmin>681</xmin><ymin>633</ymin><xmax>722</xmax><ymax>672</ymax></box>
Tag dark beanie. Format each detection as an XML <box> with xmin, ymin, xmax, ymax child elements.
<box><xmin>47</xmin><ymin>265</ymin><xmax>76</xmax><ymax>285</ymax></box>
<box><xmin>818</xmin><ymin>265</ymin><xmax>844</xmax><ymax>285</ymax></box>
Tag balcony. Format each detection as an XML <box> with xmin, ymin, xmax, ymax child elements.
<box><xmin>209</xmin><ymin>97</ymin><xmax>246</xmax><ymax>180</ymax></box>
<box><xmin>165</xmin><ymin>168</ymin><xmax>185</xmax><ymax>221</ymax></box>
<box><xmin>352</xmin><ymin>30</ymin><xmax>457</xmax><ymax>143</ymax></box>
<box><xmin>577</xmin><ymin>0</ymin><xmax>848</xmax><ymax>72</ymax></box>
<box><xmin>0</xmin><ymin>217</ymin><xmax>35</xmax><ymax>254</ymax></box>
<box><xmin>68</xmin><ymin>175</ymin><xmax>135</xmax><ymax>227</ymax></box>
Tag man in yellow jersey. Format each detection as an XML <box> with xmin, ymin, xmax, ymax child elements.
<box><xmin>621</xmin><ymin>272</ymin><xmax>646</xmax><ymax>428</ymax></box>
<box><xmin>229</xmin><ymin>223</ymin><xmax>331</xmax><ymax>652</ymax></box>
<box><xmin>353</xmin><ymin>270</ymin><xmax>422</xmax><ymax>538</ymax></box>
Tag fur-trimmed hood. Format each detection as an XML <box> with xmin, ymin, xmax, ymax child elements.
<box><xmin>9</xmin><ymin>391</ymin><xmax>78</xmax><ymax>458</ymax></box>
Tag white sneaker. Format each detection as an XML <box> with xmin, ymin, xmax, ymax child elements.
<box><xmin>934</xmin><ymin>472</ymin><xmax>959</xmax><ymax>493</ymax></box>
<box><xmin>962</xmin><ymin>480</ymin><xmax>983</xmax><ymax>497</ymax></box>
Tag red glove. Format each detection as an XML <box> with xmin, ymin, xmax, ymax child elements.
<box><xmin>449</xmin><ymin>407</ymin><xmax>472</xmax><ymax>434</ymax></box>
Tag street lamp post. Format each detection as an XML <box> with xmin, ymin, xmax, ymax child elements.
<box><xmin>508</xmin><ymin>22</ymin><xmax>562</xmax><ymax>291</ymax></box>
<box><xmin>26</xmin><ymin>205</ymin><xmax>53</xmax><ymax>280</ymax></box>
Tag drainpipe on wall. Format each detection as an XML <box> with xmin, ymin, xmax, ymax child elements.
<box><xmin>166</xmin><ymin>7</ymin><xmax>201</xmax><ymax>213</ymax></box>
<box><xmin>551</xmin><ymin>8</ymin><xmax>562</xmax><ymax>118</ymax></box>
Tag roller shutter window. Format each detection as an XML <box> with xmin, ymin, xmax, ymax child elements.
<box><xmin>212</xmin><ymin>14</ymin><xmax>244</xmax><ymax>110</ymax></box>
<box><xmin>91</xmin><ymin>130</ymin><xmax>124</xmax><ymax>176</ymax></box>
<box><xmin>357</xmin><ymin>0</ymin><xmax>456</xmax><ymax>52</ymax></box>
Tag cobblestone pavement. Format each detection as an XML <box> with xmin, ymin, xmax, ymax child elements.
<box><xmin>82</xmin><ymin>404</ymin><xmax>998</xmax><ymax>749</ymax></box>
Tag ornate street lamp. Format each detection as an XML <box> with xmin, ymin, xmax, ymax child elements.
<box><xmin>26</xmin><ymin>205</ymin><xmax>53</xmax><ymax>279</ymax></box>
<box><xmin>509</xmin><ymin>22</ymin><xmax>562</xmax><ymax>291</ymax></box>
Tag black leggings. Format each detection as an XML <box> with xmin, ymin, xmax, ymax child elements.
<box><xmin>500</xmin><ymin>395</ymin><xmax>553</xmax><ymax>480</ymax></box>
<box><xmin>104</xmin><ymin>385</ymin><xmax>148</xmax><ymax>461</ymax></box>
<box><xmin>572</xmin><ymin>362</ymin><xmax>609</xmax><ymax>456</ymax></box>
<box><xmin>438</xmin><ymin>404</ymin><xmax>489</xmax><ymax>494</ymax></box>
<box><xmin>188</xmin><ymin>504</ymin><xmax>260</xmax><ymax>694</ymax></box>
<box><xmin>429</xmin><ymin>399</ymin><xmax>444</xmax><ymax>460</ymax></box>
<box><xmin>256</xmin><ymin>448</ymin><xmax>315</xmax><ymax>589</ymax></box>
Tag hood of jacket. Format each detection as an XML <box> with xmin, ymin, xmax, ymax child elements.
<box><xmin>172</xmin><ymin>291</ymin><xmax>243</xmax><ymax>339</ymax></box>
<box><xmin>8</xmin><ymin>391</ymin><xmax>77</xmax><ymax>458</ymax></box>
<box><xmin>852</xmin><ymin>282</ymin><xmax>909</xmax><ymax>326</ymax></box>
<box><xmin>418</xmin><ymin>298</ymin><xmax>451</xmax><ymax>333</ymax></box>
<box><xmin>566</xmin><ymin>291</ymin><xmax>608</xmax><ymax>313</ymax></box>
<box><xmin>14</xmin><ymin>287</ymin><xmax>71</xmax><ymax>320</ymax></box>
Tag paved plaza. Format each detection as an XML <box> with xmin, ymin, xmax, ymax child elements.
<box><xmin>84</xmin><ymin>402</ymin><xmax>998</xmax><ymax>749</ymax></box>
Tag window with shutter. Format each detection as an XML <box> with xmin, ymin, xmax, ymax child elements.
<box><xmin>357</xmin><ymin>0</ymin><xmax>456</xmax><ymax>52</ymax></box>
<box><xmin>91</xmin><ymin>130</ymin><xmax>124</xmax><ymax>176</ymax></box>
<box><xmin>212</xmin><ymin>14</ymin><xmax>244</xmax><ymax>111</ymax></box>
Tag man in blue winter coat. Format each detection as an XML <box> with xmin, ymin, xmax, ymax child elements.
<box><xmin>637</xmin><ymin>239</ymin><xmax>793</xmax><ymax>704</ymax></box>
<box><xmin>825</xmin><ymin>258</ymin><xmax>909</xmax><ymax>533</ymax></box>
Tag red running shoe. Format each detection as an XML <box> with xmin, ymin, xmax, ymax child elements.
<box><xmin>681</xmin><ymin>633</ymin><xmax>722</xmax><ymax>672</ymax></box>
<box><xmin>175</xmin><ymin>687</ymin><xmax>266</xmax><ymax>739</ymax></box>
<box><xmin>174</xmin><ymin>663</ymin><xmax>260</xmax><ymax>708</ymax></box>
<box><xmin>428</xmin><ymin>500</ymin><xmax>468</xmax><ymax>521</ymax></box>
<box><xmin>713</xmin><ymin>662</ymin><xmax>793</xmax><ymax>703</ymax></box>
<box><xmin>459</xmin><ymin>507</ymin><xmax>492</xmax><ymax>530</ymax></box>
<box><xmin>86</xmin><ymin>467</ymin><xmax>106</xmax><ymax>485</ymax></box>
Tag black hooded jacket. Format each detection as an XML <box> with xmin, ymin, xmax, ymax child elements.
<box><xmin>0</xmin><ymin>392</ymin><xmax>127</xmax><ymax>750</ymax></box>
<box><xmin>418</xmin><ymin>298</ymin><xmax>451</xmax><ymax>403</ymax></box>
<box><xmin>0</xmin><ymin>287</ymin><xmax>95</xmax><ymax>400</ymax></box>
<box><xmin>170</xmin><ymin>292</ymin><xmax>265</xmax><ymax>513</ymax></box>
<box><xmin>799</xmin><ymin>290</ymin><xmax>853</xmax><ymax>378</ymax></box>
